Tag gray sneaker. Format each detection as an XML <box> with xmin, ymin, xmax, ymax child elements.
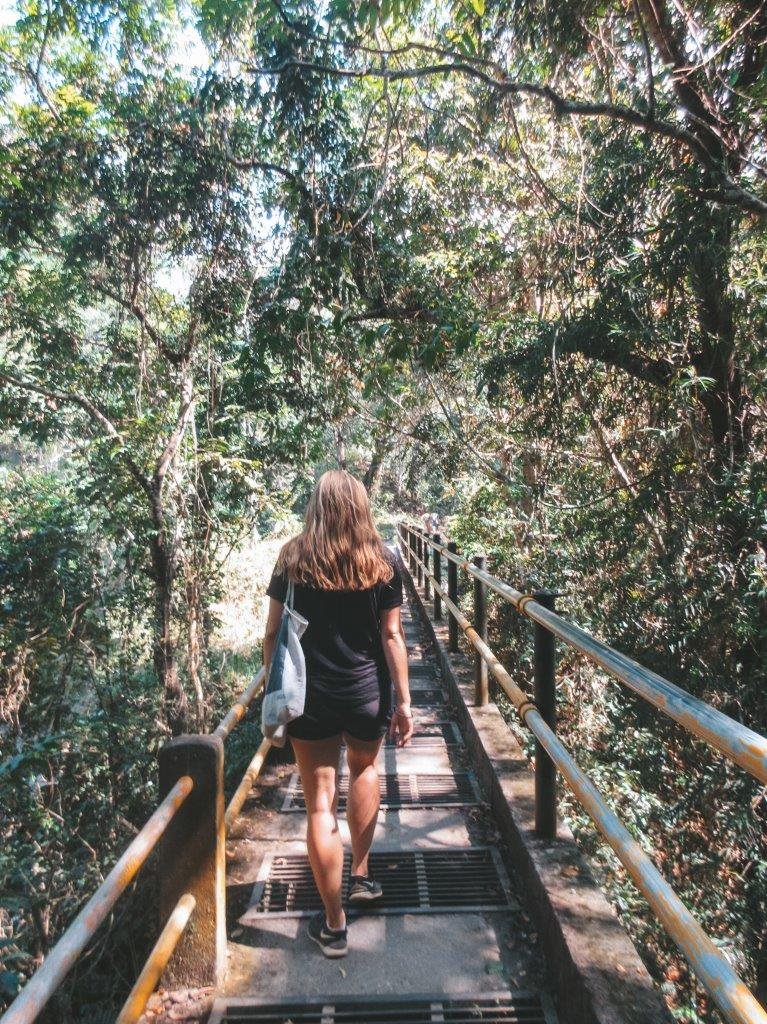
<box><xmin>348</xmin><ymin>875</ymin><xmax>383</xmax><ymax>903</ymax></box>
<box><xmin>307</xmin><ymin>912</ymin><xmax>348</xmax><ymax>957</ymax></box>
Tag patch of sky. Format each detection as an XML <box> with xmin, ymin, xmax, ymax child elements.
<box><xmin>0</xmin><ymin>0</ymin><xmax>289</xmax><ymax>287</ymax></box>
<box><xmin>0</xmin><ymin>0</ymin><xmax>17</xmax><ymax>28</ymax></box>
<box><xmin>0</xmin><ymin>0</ymin><xmax>210</xmax><ymax>77</ymax></box>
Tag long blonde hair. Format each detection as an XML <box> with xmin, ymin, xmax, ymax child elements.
<box><xmin>276</xmin><ymin>470</ymin><xmax>393</xmax><ymax>590</ymax></box>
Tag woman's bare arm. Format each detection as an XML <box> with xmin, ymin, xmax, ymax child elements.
<box><xmin>380</xmin><ymin>605</ymin><xmax>413</xmax><ymax>746</ymax></box>
<box><xmin>262</xmin><ymin>597</ymin><xmax>283</xmax><ymax>676</ymax></box>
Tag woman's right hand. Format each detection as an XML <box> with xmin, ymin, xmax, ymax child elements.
<box><xmin>389</xmin><ymin>704</ymin><xmax>414</xmax><ymax>747</ymax></box>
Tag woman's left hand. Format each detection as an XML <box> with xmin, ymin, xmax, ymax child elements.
<box><xmin>389</xmin><ymin>706</ymin><xmax>414</xmax><ymax>747</ymax></box>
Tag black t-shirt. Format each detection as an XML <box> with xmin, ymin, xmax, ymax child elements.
<box><xmin>266</xmin><ymin>548</ymin><xmax>403</xmax><ymax>696</ymax></box>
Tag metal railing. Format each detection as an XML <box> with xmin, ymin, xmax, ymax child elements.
<box><xmin>1</xmin><ymin>667</ymin><xmax>267</xmax><ymax>1024</ymax></box>
<box><xmin>399</xmin><ymin>521</ymin><xmax>767</xmax><ymax>1024</ymax></box>
<box><xmin>406</xmin><ymin>526</ymin><xmax>767</xmax><ymax>785</ymax></box>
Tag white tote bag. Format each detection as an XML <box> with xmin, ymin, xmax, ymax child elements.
<box><xmin>261</xmin><ymin>579</ymin><xmax>308</xmax><ymax>747</ymax></box>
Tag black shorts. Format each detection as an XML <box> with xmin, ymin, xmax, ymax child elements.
<box><xmin>287</xmin><ymin>682</ymin><xmax>392</xmax><ymax>742</ymax></box>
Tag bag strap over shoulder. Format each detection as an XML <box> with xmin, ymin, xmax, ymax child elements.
<box><xmin>285</xmin><ymin>577</ymin><xmax>294</xmax><ymax>610</ymax></box>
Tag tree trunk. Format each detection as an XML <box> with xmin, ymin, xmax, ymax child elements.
<box><xmin>573</xmin><ymin>386</ymin><xmax>666</xmax><ymax>558</ymax></box>
<box><xmin>391</xmin><ymin>452</ymin><xmax>406</xmax><ymax>500</ymax></box>
<box><xmin>149</xmin><ymin>495</ymin><xmax>188</xmax><ymax>735</ymax></box>
<box><xmin>363</xmin><ymin>436</ymin><xmax>388</xmax><ymax>498</ymax></box>
<box><xmin>688</xmin><ymin>208</ymin><xmax>751</xmax><ymax>553</ymax></box>
<box><xmin>519</xmin><ymin>449</ymin><xmax>538</xmax><ymax>521</ymax></box>
<box><xmin>693</xmin><ymin>331</ymin><xmax>749</xmax><ymax>479</ymax></box>
<box><xmin>335</xmin><ymin>426</ymin><xmax>347</xmax><ymax>469</ymax></box>
<box><xmin>183</xmin><ymin>411</ymin><xmax>215</xmax><ymax>733</ymax></box>
<box><xmin>405</xmin><ymin>448</ymin><xmax>421</xmax><ymax>503</ymax></box>
<box><xmin>185</xmin><ymin>573</ymin><xmax>206</xmax><ymax>732</ymax></box>
<box><xmin>689</xmin><ymin>211</ymin><xmax>750</xmax><ymax>468</ymax></box>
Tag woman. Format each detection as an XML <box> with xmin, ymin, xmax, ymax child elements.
<box><xmin>263</xmin><ymin>470</ymin><xmax>413</xmax><ymax>958</ymax></box>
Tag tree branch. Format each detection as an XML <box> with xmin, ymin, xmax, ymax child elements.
<box><xmin>554</xmin><ymin>317</ymin><xmax>677</xmax><ymax>388</ymax></box>
<box><xmin>573</xmin><ymin>382</ymin><xmax>666</xmax><ymax>556</ymax></box>
<box><xmin>226</xmin><ymin>157</ymin><xmax>310</xmax><ymax>195</ymax></box>
<box><xmin>92</xmin><ymin>279</ymin><xmax>161</xmax><ymax>347</ymax></box>
<box><xmin>0</xmin><ymin>370</ymin><xmax>153</xmax><ymax>500</ymax></box>
<box><xmin>153</xmin><ymin>370</ymin><xmax>195</xmax><ymax>490</ymax></box>
<box><xmin>631</xmin><ymin>0</ymin><xmax>656</xmax><ymax>117</ymax></box>
<box><xmin>245</xmin><ymin>57</ymin><xmax>767</xmax><ymax>216</ymax></box>
<box><xmin>91</xmin><ymin>279</ymin><xmax>192</xmax><ymax>366</ymax></box>
<box><xmin>345</xmin><ymin>302</ymin><xmax>440</xmax><ymax>325</ymax></box>
<box><xmin>419</xmin><ymin>364</ymin><xmax>508</xmax><ymax>484</ymax></box>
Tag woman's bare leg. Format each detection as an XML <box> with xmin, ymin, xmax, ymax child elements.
<box><xmin>344</xmin><ymin>734</ymin><xmax>384</xmax><ymax>876</ymax></box>
<box><xmin>292</xmin><ymin>735</ymin><xmax>345</xmax><ymax>929</ymax></box>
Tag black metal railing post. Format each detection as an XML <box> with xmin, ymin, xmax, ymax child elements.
<box><xmin>423</xmin><ymin>535</ymin><xmax>431</xmax><ymax>602</ymax></box>
<box><xmin>407</xmin><ymin>526</ymin><xmax>415</xmax><ymax>572</ymax></box>
<box><xmin>416</xmin><ymin>531</ymin><xmax>424</xmax><ymax>587</ymax></box>
<box><xmin>447</xmin><ymin>541</ymin><xmax>459</xmax><ymax>653</ymax></box>
<box><xmin>432</xmin><ymin>534</ymin><xmax>442</xmax><ymax>620</ymax></box>
<box><xmin>533</xmin><ymin>590</ymin><xmax>557</xmax><ymax>840</ymax></box>
<box><xmin>473</xmin><ymin>554</ymin><xmax>489</xmax><ymax>706</ymax></box>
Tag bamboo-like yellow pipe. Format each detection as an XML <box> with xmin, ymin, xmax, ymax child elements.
<box><xmin>212</xmin><ymin>668</ymin><xmax>265</xmax><ymax>740</ymax></box>
<box><xmin>1</xmin><ymin>660</ymin><xmax>269</xmax><ymax>1024</ymax></box>
<box><xmin>400</xmin><ymin>532</ymin><xmax>767</xmax><ymax>1024</ymax></box>
<box><xmin>115</xmin><ymin>893</ymin><xmax>196</xmax><ymax>1024</ymax></box>
<box><xmin>0</xmin><ymin>778</ymin><xmax>193</xmax><ymax>1024</ymax></box>
<box><xmin>403</xmin><ymin>522</ymin><xmax>767</xmax><ymax>785</ymax></box>
<box><xmin>225</xmin><ymin>737</ymin><xmax>271</xmax><ymax>829</ymax></box>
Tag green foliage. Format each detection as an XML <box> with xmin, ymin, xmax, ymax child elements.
<box><xmin>0</xmin><ymin>467</ymin><xmax>161</xmax><ymax>1019</ymax></box>
<box><xmin>442</xmin><ymin>450</ymin><xmax>767</xmax><ymax>1019</ymax></box>
<box><xmin>0</xmin><ymin>472</ymin><xmax>105</xmax><ymax>699</ymax></box>
<box><xmin>2</xmin><ymin>0</ymin><xmax>767</xmax><ymax>1020</ymax></box>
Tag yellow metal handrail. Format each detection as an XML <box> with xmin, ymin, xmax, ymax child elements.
<box><xmin>0</xmin><ymin>778</ymin><xmax>193</xmax><ymax>1024</ymax></box>
<box><xmin>213</xmin><ymin>667</ymin><xmax>266</xmax><ymax>740</ymax></box>
<box><xmin>1</xmin><ymin>665</ymin><xmax>270</xmax><ymax>1024</ymax></box>
<box><xmin>225</xmin><ymin>737</ymin><xmax>271</xmax><ymax>829</ymax></box>
<box><xmin>400</xmin><ymin>525</ymin><xmax>767</xmax><ymax>1024</ymax></box>
<box><xmin>115</xmin><ymin>893</ymin><xmax>196</xmax><ymax>1024</ymax></box>
<box><xmin>408</xmin><ymin>522</ymin><xmax>767</xmax><ymax>785</ymax></box>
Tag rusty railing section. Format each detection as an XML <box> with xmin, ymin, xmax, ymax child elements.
<box><xmin>1</xmin><ymin>664</ymin><xmax>269</xmax><ymax>1024</ymax></box>
<box><xmin>398</xmin><ymin>521</ymin><xmax>767</xmax><ymax>1024</ymax></box>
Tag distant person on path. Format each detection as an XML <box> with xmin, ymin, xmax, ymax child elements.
<box><xmin>263</xmin><ymin>470</ymin><xmax>413</xmax><ymax>958</ymax></box>
<box><xmin>423</xmin><ymin>510</ymin><xmax>440</xmax><ymax>534</ymax></box>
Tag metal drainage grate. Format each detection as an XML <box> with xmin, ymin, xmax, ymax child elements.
<box><xmin>411</xmin><ymin>689</ymin><xmax>445</xmax><ymax>706</ymax></box>
<box><xmin>380</xmin><ymin>734</ymin><xmax>462</xmax><ymax>750</ymax></box>
<box><xmin>239</xmin><ymin>847</ymin><xmax>514</xmax><ymax>919</ymax></box>
<box><xmin>411</xmin><ymin>680</ymin><xmax>441</xmax><ymax>693</ymax></box>
<box><xmin>411</xmin><ymin>681</ymin><xmax>442</xmax><ymax>695</ymax></box>
<box><xmin>209</xmin><ymin>992</ymin><xmax>557</xmax><ymax>1024</ymax></box>
<box><xmin>337</xmin><ymin>721</ymin><xmax>461</xmax><ymax>753</ymax></box>
<box><xmin>281</xmin><ymin>770</ymin><xmax>480</xmax><ymax>811</ymax></box>
<box><xmin>409</xmin><ymin>663</ymin><xmax>438</xmax><ymax>677</ymax></box>
<box><xmin>384</xmin><ymin>720</ymin><xmax>462</xmax><ymax>746</ymax></box>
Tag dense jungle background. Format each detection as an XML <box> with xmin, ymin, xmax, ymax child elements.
<box><xmin>1</xmin><ymin>0</ymin><xmax>766</xmax><ymax>1020</ymax></box>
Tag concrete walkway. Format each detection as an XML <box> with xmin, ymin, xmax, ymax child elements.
<box><xmin>210</xmin><ymin>565</ymin><xmax>558</xmax><ymax>1024</ymax></box>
